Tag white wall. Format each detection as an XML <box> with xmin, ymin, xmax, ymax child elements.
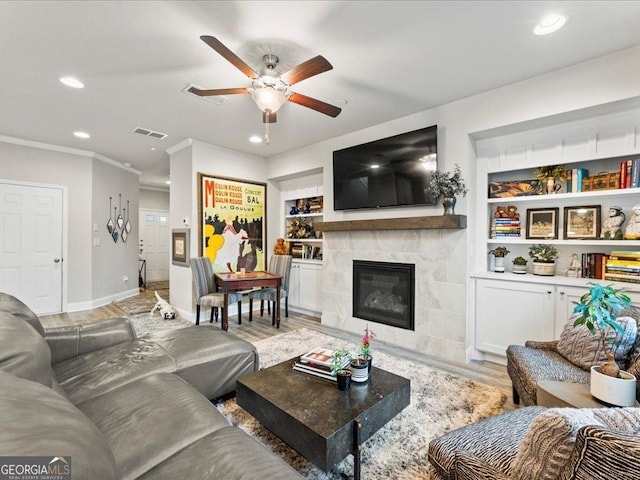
<box><xmin>266</xmin><ymin>44</ymin><xmax>640</xmax><ymax>362</ymax></box>
<box><xmin>139</xmin><ymin>188</ymin><xmax>169</xmax><ymax>211</ymax></box>
<box><xmin>0</xmin><ymin>139</ymin><xmax>140</xmax><ymax>309</ymax></box>
<box><xmin>169</xmin><ymin>139</ymin><xmax>269</xmax><ymax>320</ymax></box>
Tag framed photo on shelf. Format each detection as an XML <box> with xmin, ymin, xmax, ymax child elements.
<box><xmin>526</xmin><ymin>208</ymin><xmax>559</xmax><ymax>239</ymax></box>
<box><xmin>563</xmin><ymin>205</ymin><xmax>601</xmax><ymax>240</ymax></box>
<box><xmin>171</xmin><ymin>229</ymin><xmax>190</xmax><ymax>267</ymax></box>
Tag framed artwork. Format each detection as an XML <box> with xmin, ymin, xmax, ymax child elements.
<box><xmin>526</xmin><ymin>208</ymin><xmax>559</xmax><ymax>239</ymax></box>
<box><xmin>197</xmin><ymin>173</ymin><xmax>267</xmax><ymax>273</ymax></box>
<box><xmin>564</xmin><ymin>205</ymin><xmax>601</xmax><ymax>240</ymax></box>
<box><xmin>171</xmin><ymin>229</ymin><xmax>190</xmax><ymax>266</ymax></box>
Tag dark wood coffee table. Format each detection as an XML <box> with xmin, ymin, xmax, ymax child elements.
<box><xmin>236</xmin><ymin>357</ymin><xmax>410</xmax><ymax>480</ymax></box>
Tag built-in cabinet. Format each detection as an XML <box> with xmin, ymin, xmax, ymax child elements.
<box><xmin>470</xmin><ymin>106</ymin><xmax>640</xmax><ymax>363</ymax></box>
<box><xmin>279</xmin><ymin>177</ymin><xmax>324</xmax><ymax>315</ymax></box>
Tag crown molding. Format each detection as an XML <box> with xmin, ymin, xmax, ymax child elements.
<box><xmin>0</xmin><ymin>134</ymin><xmax>141</xmax><ymax>175</ymax></box>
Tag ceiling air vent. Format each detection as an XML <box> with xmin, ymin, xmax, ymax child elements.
<box><xmin>132</xmin><ymin>127</ymin><xmax>168</xmax><ymax>140</ymax></box>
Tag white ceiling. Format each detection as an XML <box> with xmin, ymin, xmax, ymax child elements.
<box><xmin>3</xmin><ymin>1</ymin><xmax>640</xmax><ymax>189</ymax></box>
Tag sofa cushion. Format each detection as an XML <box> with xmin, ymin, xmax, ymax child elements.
<box><xmin>557</xmin><ymin>316</ymin><xmax>637</xmax><ymax>371</ymax></box>
<box><xmin>147</xmin><ymin>325</ymin><xmax>258</xmax><ymax>399</ymax></box>
<box><xmin>511</xmin><ymin>407</ymin><xmax>640</xmax><ymax>480</ymax></box>
<box><xmin>0</xmin><ymin>370</ymin><xmax>117</xmax><ymax>480</ymax></box>
<box><xmin>560</xmin><ymin>424</ymin><xmax>640</xmax><ymax>480</ymax></box>
<box><xmin>138</xmin><ymin>426</ymin><xmax>304</xmax><ymax>480</ymax></box>
<box><xmin>0</xmin><ymin>312</ymin><xmax>52</xmax><ymax>386</ymax></box>
<box><xmin>0</xmin><ymin>292</ymin><xmax>45</xmax><ymax>336</ymax></box>
<box><xmin>427</xmin><ymin>406</ymin><xmax>546</xmax><ymax>480</ymax></box>
<box><xmin>77</xmin><ymin>373</ymin><xmax>231</xmax><ymax>480</ymax></box>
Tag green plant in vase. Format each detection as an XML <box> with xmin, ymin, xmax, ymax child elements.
<box><xmin>359</xmin><ymin>324</ymin><xmax>375</xmax><ymax>371</ymax></box>
<box><xmin>512</xmin><ymin>256</ymin><xmax>528</xmax><ymax>274</ymax></box>
<box><xmin>429</xmin><ymin>164</ymin><xmax>468</xmax><ymax>215</ymax></box>
<box><xmin>489</xmin><ymin>246</ymin><xmax>510</xmax><ymax>273</ymax></box>
<box><xmin>528</xmin><ymin>244</ymin><xmax>558</xmax><ymax>276</ymax></box>
<box><xmin>331</xmin><ymin>348</ymin><xmax>353</xmax><ymax>391</ymax></box>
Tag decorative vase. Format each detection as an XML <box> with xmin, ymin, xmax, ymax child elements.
<box><xmin>590</xmin><ymin>366</ymin><xmax>637</xmax><ymax>407</ymax></box>
<box><xmin>513</xmin><ymin>264</ymin><xmax>527</xmax><ymax>274</ymax></box>
<box><xmin>494</xmin><ymin>256</ymin><xmax>505</xmax><ymax>273</ymax></box>
<box><xmin>350</xmin><ymin>359</ymin><xmax>369</xmax><ymax>383</ymax></box>
<box><xmin>442</xmin><ymin>196</ymin><xmax>456</xmax><ymax>215</ymax></box>
<box><xmin>532</xmin><ymin>261</ymin><xmax>555</xmax><ymax>276</ymax></box>
<box><xmin>336</xmin><ymin>370</ymin><xmax>352</xmax><ymax>391</ymax></box>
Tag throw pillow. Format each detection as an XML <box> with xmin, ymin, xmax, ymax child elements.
<box><xmin>556</xmin><ymin>316</ymin><xmax>637</xmax><ymax>371</ymax></box>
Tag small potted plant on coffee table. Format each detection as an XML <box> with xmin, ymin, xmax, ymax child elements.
<box><xmin>528</xmin><ymin>243</ymin><xmax>558</xmax><ymax>276</ymax></box>
<box><xmin>359</xmin><ymin>324</ymin><xmax>375</xmax><ymax>373</ymax></box>
<box><xmin>572</xmin><ymin>283</ymin><xmax>636</xmax><ymax>406</ymax></box>
<box><xmin>331</xmin><ymin>348</ymin><xmax>353</xmax><ymax>391</ymax></box>
<box><xmin>489</xmin><ymin>246</ymin><xmax>510</xmax><ymax>273</ymax></box>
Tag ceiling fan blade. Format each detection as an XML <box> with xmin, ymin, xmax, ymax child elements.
<box><xmin>188</xmin><ymin>86</ymin><xmax>248</xmax><ymax>96</ymax></box>
<box><xmin>200</xmin><ymin>35</ymin><xmax>259</xmax><ymax>79</ymax></box>
<box><xmin>289</xmin><ymin>92</ymin><xmax>342</xmax><ymax>118</ymax></box>
<box><xmin>262</xmin><ymin>111</ymin><xmax>277</xmax><ymax>124</ymax></box>
<box><xmin>280</xmin><ymin>56</ymin><xmax>333</xmax><ymax>86</ymax></box>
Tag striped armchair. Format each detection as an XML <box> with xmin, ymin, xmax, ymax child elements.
<box><xmin>190</xmin><ymin>257</ymin><xmax>242</xmax><ymax>326</ymax></box>
<box><xmin>428</xmin><ymin>406</ymin><xmax>640</xmax><ymax>480</ymax></box>
<box><xmin>248</xmin><ymin>255</ymin><xmax>292</xmax><ymax>325</ymax></box>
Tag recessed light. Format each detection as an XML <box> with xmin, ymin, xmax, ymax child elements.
<box><xmin>165</xmin><ymin>180</ymin><xmax>171</xmax><ymax>185</ymax></box>
<box><xmin>150</xmin><ymin>147</ymin><xmax>157</xmax><ymax>151</ymax></box>
<box><xmin>60</xmin><ymin>76</ymin><xmax>84</xmax><ymax>89</ymax></box>
<box><xmin>249</xmin><ymin>135</ymin><xmax>263</xmax><ymax>144</ymax></box>
<box><xmin>534</xmin><ymin>14</ymin><xmax>567</xmax><ymax>35</ymax></box>
<box><xmin>73</xmin><ymin>131</ymin><xmax>90</xmax><ymax>139</ymax></box>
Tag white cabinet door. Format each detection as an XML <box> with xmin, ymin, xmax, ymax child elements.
<box><xmin>553</xmin><ymin>285</ymin><xmax>587</xmax><ymax>338</ymax></box>
<box><xmin>475</xmin><ymin>279</ymin><xmax>555</xmax><ymax>356</ymax></box>
<box><xmin>288</xmin><ymin>262</ymin><xmax>301</xmax><ymax>306</ymax></box>
<box><xmin>289</xmin><ymin>261</ymin><xmax>322</xmax><ymax>313</ymax></box>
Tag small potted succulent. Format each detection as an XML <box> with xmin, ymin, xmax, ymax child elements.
<box><xmin>331</xmin><ymin>348</ymin><xmax>353</xmax><ymax>391</ymax></box>
<box><xmin>528</xmin><ymin>244</ymin><xmax>558</xmax><ymax>276</ymax></box>
<box><xmin>512</xmin><ymin>256</ymin><xmax>528</xmax><ymax>274</ymax></box>
<box><xmin>429</xmin><ymin>164</ymin><xmax>469</xmax><ymax>215</ymax></box>
<box><xmin>488</xmin><ymin>246</ymin><xmax>510</xmax><ymax>273</ymax></box>
<box><xmin>572</xmin><ymin>283</ymin><xmax>636</xmax><ymax>406</ymax></box>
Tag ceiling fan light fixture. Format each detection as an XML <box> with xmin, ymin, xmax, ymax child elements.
<box><xmin>251</xmin><ymin>86</ymin><xmax>287</xmax><ymax>113</ymax></box>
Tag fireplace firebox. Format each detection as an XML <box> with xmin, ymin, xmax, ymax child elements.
<box><xmin>353</xmin><ymin>260</ymin><xmax>415</xmax><ymax>330</ymax></box>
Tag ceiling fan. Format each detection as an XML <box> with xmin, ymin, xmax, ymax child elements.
<box><xmin>189</xmin><ymin>36</ymin><xmax>342</xmax><ymax>137</ymax></box>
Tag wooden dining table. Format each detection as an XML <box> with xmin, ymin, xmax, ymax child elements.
<box><xmin>213</xmin><ymin>271</ymin><xmax>283</xmax><ymax>331</ymax></box>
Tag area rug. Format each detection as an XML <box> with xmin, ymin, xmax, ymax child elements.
<box><xmin>214</xmin><ymin>328</ymin><xmax>506</xmax><ymax>479</ymax></box>
<box><xmin>113</xmin><ymin>281</ymin><xmax>170</xmax><ymax>316</ymax></box>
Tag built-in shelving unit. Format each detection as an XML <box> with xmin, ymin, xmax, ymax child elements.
<box><xmin>284</xmin><ymin>196</ymin><xmax>324</xmax><ymax>262</ymax></box>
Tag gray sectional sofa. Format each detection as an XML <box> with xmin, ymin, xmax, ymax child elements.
<box><xmin>0</xmin><ymin>292</ymin><xmax>303</xmax><ymax>480</ymax></box>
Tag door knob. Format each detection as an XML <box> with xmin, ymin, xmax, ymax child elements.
<box><xmin>54</xmin><ymin>258</ymin><xmax>61</xmax><ymax>263</ymax></box>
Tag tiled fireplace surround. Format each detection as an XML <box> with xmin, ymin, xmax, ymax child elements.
<box><xmin>320</xmin><ymin>228</ymin><xmax>468</xmax><ymax>363</ymax></box>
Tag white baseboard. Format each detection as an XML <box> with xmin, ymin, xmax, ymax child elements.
<box><xmin>66</xmin><ymin>288</ymin><xmax>140</xmax><ymax>313</ymax></box>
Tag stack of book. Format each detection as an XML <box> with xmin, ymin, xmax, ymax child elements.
<box><xmin>619</xmin><ymin>159</ymin><xmax>640</xmax><ymax>189</ymax></box>
<box><xmin>490</xmin><ymin>217</ymin><xmax>521</xmax><ymax>238</ymax></box>
<box><xmin>604</xmin><ymin>251</ymin><xmax>640</xmax><ymax>284</ymax></box>
<box><xmin>292</xmin><ymin>347</ymin><xmax>350</xmax><ymax>382</ymax></box>
<box><xmin>580</xmin><ymin>252</ymin><xmax>607</xmax><ymax>279</ymax></box>
<box><xmin>570</xmin><ymin>167</ymin><xmax>589</xmax><ymax>193</ymax></box>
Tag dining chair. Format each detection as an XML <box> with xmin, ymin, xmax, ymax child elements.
<box><xmin>190</xmin><ymin>257</ymin><xmax>242</xmax><ymax>326</ymax></box>
<box><xmin>248</xmin><ymin>254</ymin><xmax>293</xmax><ymax>325</ymax></box>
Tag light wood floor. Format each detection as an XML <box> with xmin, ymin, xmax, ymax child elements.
<box><xmin>41</xmin><ymin>289</ymin><xmax>519</xmax><ymax>412</ymax></box>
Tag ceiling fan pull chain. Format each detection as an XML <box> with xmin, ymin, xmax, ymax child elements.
<box><xmin>264</xmin><ymin>121</ymin><xmax>270</xmax><ymax>145</ymax></box>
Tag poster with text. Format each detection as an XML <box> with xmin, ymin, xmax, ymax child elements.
<box><xmin>198</xmin><ymin>173</ymin><xmax>266</xmax><ymax>273</ymax></box>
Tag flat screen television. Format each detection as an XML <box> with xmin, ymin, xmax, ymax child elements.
<box><xmin>333</xmin><ymin>125</ymin><xmax>437</xmax><ymax>210</ymax></box>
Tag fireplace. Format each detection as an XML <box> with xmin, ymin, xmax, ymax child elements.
<box><xmin>352</xmin><ymin>260</ymin><xmax>415</xmax><ymax>330</ymax></box>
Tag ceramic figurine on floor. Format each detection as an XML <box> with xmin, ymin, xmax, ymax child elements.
<box><xmin>601</xmin><ymin>206</ymin><xmax>625</xmax><ymax>240</ymax></box>
<box><xmin>624</xmin><ymin>204</ymin><xmax>640</xmax><ymax>240</ymax></box>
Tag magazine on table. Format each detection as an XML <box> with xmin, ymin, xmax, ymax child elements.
<box><xmin>299</xmin><ymin>347</ymin><xmax>349</xmax><ymax>370</ymax></box>
<box><xmin>292</xmin><ymin>364</ymin><xmax>337</xmax><ymax>382</ymax></box>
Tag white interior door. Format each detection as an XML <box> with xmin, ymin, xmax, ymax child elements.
<box><xmin>139</xmin><ymin>209</ymin><xmax>169</xmax><ymax>282</ymax></box>
<box><xmin>0</xmin><ymin>182</ymin><xmax>63</xmax><ymax>314</ymax></box>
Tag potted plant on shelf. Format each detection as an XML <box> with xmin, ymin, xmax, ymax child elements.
<box><xmin>528</xmin><ymin>243</ymin><xmax>558</xmax><ymax>276</ymax></box>
<box><xmin>571</xmin><ymin>283</ymin><xmax>636</xmax><ymax>406</ymax></box>
<box><xmin>489</xmin><ymin>246</ymin><xmax>510</xmax><ymax>273</ymax></box>
<box><xmin>429</xmin><ymin>164</ymin><xmax>469</xmax><ymax>215</ymax></box>
<box><xmin>512</xmin><ymin>256</ymin><xmax>528</xmax><ymax>274</ymax></box>
<box><xmin>331</xmin><ymin>348</ymin><xmax>353</xmax><ymax>392</ymax></box>
<box><xmin>359</xmin><ymin>324</ymin><xmax>375</xmax><ymax>373</ymax></box>
<box><xmin>534</xmin><ymin>164</ymin><xmax>565</xmax><ymax>194</ymax></box>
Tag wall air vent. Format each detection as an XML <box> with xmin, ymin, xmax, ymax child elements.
<box><xmin>131</xmin><ymin>127</ymin><xmax>168</xmax><ymax>140</ymax></box>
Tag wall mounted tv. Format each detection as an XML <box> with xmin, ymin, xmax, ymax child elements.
<box><xmin>333</xmin><ymin>125</ymin><xmax>437</xmax><ymax>211</ymax></box>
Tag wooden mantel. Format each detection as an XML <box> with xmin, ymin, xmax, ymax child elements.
<box><xmin>314</xmin><ymin>215</ymin><xmax>467</xmax><ymax>232</ymax></box>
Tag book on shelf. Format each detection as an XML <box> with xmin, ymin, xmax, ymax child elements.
<box><xmin>580</xmin><ymin>253</ymin><xmax>607</xmax><ymax>279</ymax></box>
<box><xmin>620</xmin><ymin>161</ymin><xmax>628</xmax><ymax>189</ymax></box>
<box><xmin>572</xmin><ymin>167</ymin><xmax>588</xmax><ymax>193</ymax></box>
<box><xmin>604</xmin><ymin>273</ymin><xmax>640</xmax><ymax>284</ymax></box>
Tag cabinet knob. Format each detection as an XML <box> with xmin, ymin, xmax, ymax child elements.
<box><xmin>547</xmin><ymin>290</ymin><xmax>552</xmax><ymax>294</ymax></box>
<box><xmin>559</xmin><ymin>291</ymin><xmax>565</xmax><ymax>295</ymax></box>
